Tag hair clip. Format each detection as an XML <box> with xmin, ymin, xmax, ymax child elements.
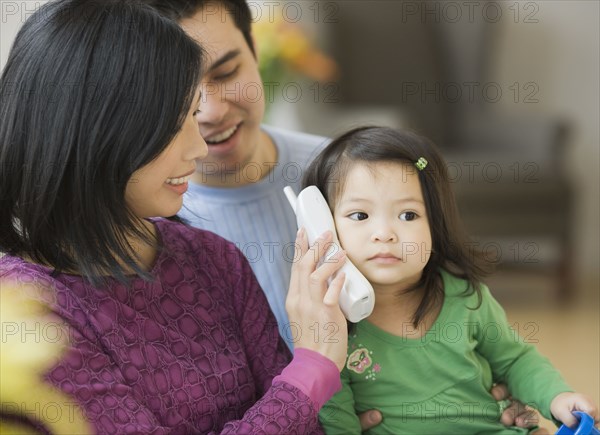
<box><xmin>415</xmin><ymin>157</ymin><xmax>428</xmax><ymax>171</ymax></box>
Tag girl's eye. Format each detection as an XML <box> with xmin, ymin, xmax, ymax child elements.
<box><xmin>214</xmin><ymin>66</ymin><xmax>239</xmax><ymax>81</ymax></box>
<box><xmin>400</xmin><ymin>211</ymin><xmax>417</xmax><ymax>221</ymax></box>
<box><xmin>348</xmin><ymin>212</ymin><xmax>368</xmax><ymax>221</ymax></box>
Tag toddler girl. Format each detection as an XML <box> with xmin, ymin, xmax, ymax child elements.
<box><xmin>307</xmin><ymin>126</ymin><xmax>598</xmax><ymax>434</ymax></box>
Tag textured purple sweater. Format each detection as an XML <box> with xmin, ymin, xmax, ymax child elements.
<box><xmin>0</xmin><ymin>219</ymin><xmax>341</xmax><ymax>434</ymax></box>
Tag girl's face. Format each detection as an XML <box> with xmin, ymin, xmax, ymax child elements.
<box><xmin>333</xmin><ymin>161</ymin><xmax>432</xmax><ymax>292</ymax></box>
<box><xmin>125</xmin><ymin>91</ymin><xmax>207</xmax><ymax>218</ymax></box>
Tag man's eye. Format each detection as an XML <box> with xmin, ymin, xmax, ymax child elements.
<box><xmin>348</xmin><ymin>212</ymin><xmax>368</xmax><ymax>221</ymax></box>
<box><xmin>400</xmin><ymin>211</ymin><xmax>417</xmax><ymax>221</ymax></box>
<box><xmin>214</xmin><ymin>66</ymin><xmax>239</xmax><ymax>81</ymax></box>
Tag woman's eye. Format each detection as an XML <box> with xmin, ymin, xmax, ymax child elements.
<box><xmin>400</xmin><ymin>211</ymin><xmax>417</xmax><ymax>221</ymax></box>
<box><xmin>348</xmin><ymin>212</ymin><xmax>368</xmax><ymax>221</ymax></box>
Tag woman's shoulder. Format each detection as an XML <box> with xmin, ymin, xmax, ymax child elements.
<box><xmin>158</xmin><ymin>218</ymin><xmax>237</xmax><ymax>246</ymax></box>
<box><xmin>155</xmin><ymin>218</ymin><xmax>248</xmax><ymax>267</ymax></box>
<box><xmin>0</xmin><ymin>253</ymin><xmax>51</xmax><ymax>282</ymax></box>
<box><xmin>0</xmin><ymin>254</ymin><xmax>76</xmax><ymax>311</ymax></box>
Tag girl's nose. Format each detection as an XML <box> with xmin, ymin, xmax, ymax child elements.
<box><xmin>371</xmin><ymin>227</ymin><xmax>398</xmax><ymax>243</ymax></box>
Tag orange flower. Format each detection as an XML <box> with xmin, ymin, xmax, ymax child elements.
<box><xmin>253</xmin><ymin>16</ymin><xmax>339</xmax><ymax>84</ymax></box>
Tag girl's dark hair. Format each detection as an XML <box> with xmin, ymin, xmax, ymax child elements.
<box><xmin>141</xmin><ymin>0</ymin><xmax>256</xmax><ymax>56</ymax></box>
<box><xmin>0</xmin><ymin>0</ymin><xmax>203</xmax><ymax>285</ymax></box>
<box><xmin>303</xmin><ymin>126</ymin><xmax>493</xmax><ymax>327</ymax></box>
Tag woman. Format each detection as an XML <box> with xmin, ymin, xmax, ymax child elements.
<box><xmin>0</xmin><ymin>1</ymin><xmax>347</xmax><ymax>433</ymax></box>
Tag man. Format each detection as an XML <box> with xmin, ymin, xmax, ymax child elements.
<box><xmin>143</xmin><ymin>1</ymin><xmax>545</xmax><ymax>431</ymax></box>
<box><xmin>152</xmin><ymin>1</ymin><xmax>325</xmax><ymax>348</ymax></box>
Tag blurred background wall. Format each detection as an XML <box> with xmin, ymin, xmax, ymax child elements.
<box><xmin>1</xmin><ymin>0</ymin><xmax>598</xmax><ymax>430</ymax></box>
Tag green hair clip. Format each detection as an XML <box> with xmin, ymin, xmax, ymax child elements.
<box><xmin>415</xmin><ymin>157</ymin><xmax>428</xmax><ymax>171</ymax></box>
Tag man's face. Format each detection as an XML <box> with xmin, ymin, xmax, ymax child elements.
<box><xmin>180</xmin><ymin>3</ymin><xmax>267</xmax><ymax>186</ymax></box>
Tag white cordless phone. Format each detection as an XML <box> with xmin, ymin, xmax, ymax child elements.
<box><xmin>284</xmin><ymin>185</ymin><xmax>375</xmax><ymax>323</ymax></box>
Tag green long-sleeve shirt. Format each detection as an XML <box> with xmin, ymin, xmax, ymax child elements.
<box><xmin>319</xmin><ymin>270</ymin><xmax>571</xmax><ymax>434</ymax></box>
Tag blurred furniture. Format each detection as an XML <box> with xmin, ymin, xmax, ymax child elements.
<box><xmin>324</xmin><ymin>1</ymin><xmax>575</xmax><ymax>301</ymax></box>
<box><xmin>446</xmin><ymin>112</ymin><xmax>573</xmax><ymax>301</ymax></box>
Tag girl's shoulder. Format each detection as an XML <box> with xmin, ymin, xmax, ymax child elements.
<box><xmin>440</xmin><ymin>268</ymin><xmax>490</xmax><ymax>301</ymax></box>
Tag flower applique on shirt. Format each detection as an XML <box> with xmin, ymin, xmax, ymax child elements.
<box><xmin>346</xmin><ymin>343</ymin><xmax>381</xmax><ymax>381</ymax></box>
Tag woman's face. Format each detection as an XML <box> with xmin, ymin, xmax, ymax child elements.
<box><xmin>125</xmin><ymin>91</ymin><xmax>207</xmax><ymax>218</ymax></box>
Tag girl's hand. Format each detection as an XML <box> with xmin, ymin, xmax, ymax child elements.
<box><xmin>550</xmin><ymin>392</ymin><xmax>598</xmax><ymax>428</ymax></box>
<box><xmin>286</xmin><ymin>228</ymin><xmax>348</xmax><ymax>370</ymax></box>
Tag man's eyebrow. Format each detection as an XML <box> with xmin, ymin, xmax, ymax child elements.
<box><xmin>208</xmin><ymin>49</ymin><xmax>241</xmax><ymax>71</ymax></box>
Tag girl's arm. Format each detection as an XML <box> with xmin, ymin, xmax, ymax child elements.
<box><xmin>319</xmin><ymin>369</ymin><xmax>362</xmax><ymax>435</ymax></box>
<box><xmin>474</xmin><ymin>285</ymin><xmax>573</xmax><ymax>421</ymax></box>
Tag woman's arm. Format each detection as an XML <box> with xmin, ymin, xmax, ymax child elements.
<box><xmin>222</xmin><ymin>229</ymin><xmax>347</xmax><ymax>433</ymax></box>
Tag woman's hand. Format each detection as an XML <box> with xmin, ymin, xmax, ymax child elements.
<box><xmin>286</xmin><ymin>228</ymin><xmax>348</xmax><ymax>370</ymax></box>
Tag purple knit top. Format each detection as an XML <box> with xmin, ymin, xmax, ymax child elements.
<box><xmin>0</xmin><ymin>219</ymin><xmax>341</xmax><ymax>434</ymax></box>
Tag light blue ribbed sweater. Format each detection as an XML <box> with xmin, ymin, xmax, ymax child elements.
<box><xmin>179</xmin><ymin>125</ymin><xmax>328</xmax><ymax>348</ymax></box>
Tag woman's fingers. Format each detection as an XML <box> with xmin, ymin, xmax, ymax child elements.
<box><xmin>286</xmin><ymin>229</ymin><xmax>349</xmax><ymax>370</ymax></box>
<box><xmin>310</xmin><ymin>246</ymin><xmax>345</xmax><ymax>286</ymax></box>
<box><xmin>323</xmin><ymin>271</ymin><xmax>345</xmax><ymax>307</ymax></box>
<box><xmin>291</xmin><ymin>230</ymin><xmax>342</xmax><ymax>293</ymax></box>
<box><xmin>288</xmin><ymin>228</ymin><xmax>309</xmax><ymax>296</ymax></box>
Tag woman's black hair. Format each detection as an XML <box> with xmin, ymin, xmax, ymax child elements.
<box><xmin>0</xmin><ymin>0</ymin><xmax>203</xmax><ymax>285</ymax></box>
<box><xmin>303</xmin><ymin>126</ymin><xmax>493</xmax><ymax>327</ymax></box>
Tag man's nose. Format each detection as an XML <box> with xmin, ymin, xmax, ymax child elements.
<box><xmin>196</xmin><ymin>82</ymin><xmax>228</xmax><ymax>124</ymax></box>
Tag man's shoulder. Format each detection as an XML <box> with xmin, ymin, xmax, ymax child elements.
<box><xmin>262</xmin><ymin>124</ymin><xmax>330</xmax><ymax>172</ymax></box>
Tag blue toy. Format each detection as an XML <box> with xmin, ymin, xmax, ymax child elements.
<box><xmin>556</xmin><ymin>412</ymin><xmax>599</xmax><ymax>435</ymax></box>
